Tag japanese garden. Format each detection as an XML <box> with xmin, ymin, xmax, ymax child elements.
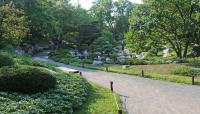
<box><xmin>0</xmin><ymin>0</ymin><xmax>200</xmax><ymax>114</ymax></box>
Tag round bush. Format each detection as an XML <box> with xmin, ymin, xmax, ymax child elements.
<box><xmin>0</xmin><ymin>65</ymin><xmax>57</xmax><ymax>94</ymax></box>
<box><xmin>0</xmin><ymin>52</ymin><xmax>15</xmax><ymax>67</ymax></box>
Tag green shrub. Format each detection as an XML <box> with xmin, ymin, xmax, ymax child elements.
<box><xmin>1</xmin><ymin>45</ymin><xmax>15</xmax><ymax>54</ymax></box>
<box><xmin>0</xmin><ymin>65</ymin><xmax>56</xmax><ymax>94</ymax></box>
<box><xmin>0</xmin><ymin>52</ymin><xmax>15</xmax><ymax>67</ymax></box>
<box><xmin>83</xmin><ymin>59</ymin><xmax>93</xmax><ymax>64</ymax></box>
<box><xmin>49</xmin><ymin>49</ymin><xmax>93</xmax><ymax>65</ymax></box>
<box><xmin>0</xmin><ymin>72</ymin><xmax>91</xmax><ymax>113</ymax></box>
<box><xmin>172</xmin><ymin>67</ymin><xmax>200</xmax><ymax>77</ymax></box>
<box><xmin>121</xmin><ymin>59</ymin><xmax>148</xmax><ymax>65</ymax></box>
<box><xmin>49</xmin><ymin>49</ymin><xmax>72</xmax><ymax>58</ymax></box>
<box><xmin>188</xmin><ymin>62</ymin><xmax>200</xmax><ymax>68</ymax></box>
<box><xmin>14</xmin><ymin>55</ymin><xmax>57</xmax><ymax>69</ymax></box>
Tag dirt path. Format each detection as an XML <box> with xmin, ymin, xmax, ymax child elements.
<box><xmin>34</xmin><ymin>52</ymin><xmax>200</xmax><ymax>114</ymax></box>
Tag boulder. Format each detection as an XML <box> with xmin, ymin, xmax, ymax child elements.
<box><xmin>92</xmin><ymin>60</ymin><xmax>103</xmax><ymax>66</ymax></box>
<box><xmin>117</xmin><ymin>56</ymin><xmax>128</xmax><ymax>63</ymax></box>
<box><xmin>105</xmin><ymin>57</ymin><xmax>113</xmax><ymax>64</ymax></box>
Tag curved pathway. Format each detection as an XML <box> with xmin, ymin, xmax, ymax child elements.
<box><xmin>34</xmin><ymin>52</ymin><xmax>200</xmax><ymax>114</ymax></box>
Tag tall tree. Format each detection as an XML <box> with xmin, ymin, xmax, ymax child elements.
<box><xmin>90</xmin><ymin>0</ymin><xmax>114</xmax><ymax>32</ymax></box>
<box><xmin>0</xmin><ymin>2</ymin><xmax>28</xmax><ymax>48</ymax></box>
<box><xmin>126</xmin><ymin>0</ymin><xmax>200</xmax><ymax>58</ymax></box>
<box><xmin>114</xmin><ymin>0</ymin><xmax>134</xmax><ymax>40</ymax></box>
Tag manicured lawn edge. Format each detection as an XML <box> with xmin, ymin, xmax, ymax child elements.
<box><xmin>74</xmin><ymin>82</ymin><xmax>125</xmax><ymax>114</ymax></box>
<box><xmin>69</xmin><ymin>62</ymin><xmax>200</xmax><ymax>85</ymax></box>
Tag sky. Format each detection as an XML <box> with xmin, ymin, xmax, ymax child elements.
<box><xmin>70</xmin><ymin>0</ymin><xmax>143</xmax><ymax>10</ymax></box>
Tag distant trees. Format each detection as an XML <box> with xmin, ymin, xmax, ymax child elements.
<box><xmin>90</xmin><ymin>30</ymin><xmax>117</xmax><ymax>56</ymax></box>
<box><xmin>90</xmin><ymin>0</ymin><xmax>135</xmax><ymax>40</ymax></box>
<box><xmin>126</xmin><ymin>0</ymin><xmax>200</xmax><ymax>58</ymax></box>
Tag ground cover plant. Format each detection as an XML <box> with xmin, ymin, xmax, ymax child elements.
<box><xmin>0</xmin><ymin>50</ymin><xmax>124</xmax><ymax>113</ymax></box>
<box><xmin>0</xmin><ymin>72</ymin><xmax>91</xmax><ymax>113</ymax></box>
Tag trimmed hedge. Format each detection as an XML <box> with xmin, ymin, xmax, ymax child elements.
<box><xmin>0</xmin><ymin>65</ymin><xmax>57</xmax><ymax>94</ymax></box>
<box><xmin>0</xmin><ymin>52</ymin><xmax>15</xmax><ymax>67</ymax></box>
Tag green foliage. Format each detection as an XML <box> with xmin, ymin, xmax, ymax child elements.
<box><xmin>14</xmin><ymin>55</ymin><xmax>57</xmax><ymax>70</ymax></box>
<box><xmin>75</xmin><ymin>22</ymin><xmax>101</xmax><ymax>51</ymax></box>
<box><xmin>173</xmin><ymin>67</ymin><xmax>200</xmax><ymax>77</ymax></box>
<box><xmin>0</xmin><ymin>2</ymin><xmax>29</xmax><ymax>48</ymax></box>
<box><xmin>89</xmin><ymin>30</ymin><xmax>117</xmax><ymax>57</ymax></box>
<box><xmin>49</xmin><ymin>49</ymin><xmax>89</xmax><ymax>65</ymax></box>
<box><xmin>0</xmin><ymin>52</ymin><xmax>15</xmax><ymax>67</ymax></box>
<box><xmin>90</xmin><ymin>0</ymin><xmax>134</xmax><ymax>44</ymax></box>
<box><xmin>0</xmin><ymin>72</ymin><xmax>91</xmax><ymax>113</ymax></box>
<box><xmin>188</xmin><ymin>62</ymin><xmax>200</xmax><ymax>68</ymax></box>
<box><xmin>49</xmin><ymin>49</ymin><xmax>72</xmax><ymax>60</ymax></box>
<box><xmin>126</xmin><ymin>0</ymin><xmax>200</xmax><ymax>58</ymax></box>
<box><xmin>121</xmin><ymin>59</ymin><xmax>148</xmax><ymax>65</ymax></box>
<box><xmin>1</xmin><ymin>45</ymin><xmax>16</xmax><ymax>54</ymax></box>
<box><xmin>0</xmin><ymin>65</ymin><xmax>56</xmax><ymax>94</ymax></box>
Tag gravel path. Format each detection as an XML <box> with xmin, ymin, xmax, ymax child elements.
<box><xmin>34</xmin><ymin>52</ymin><xmax>200</xmax><ymax>114</ymax></box>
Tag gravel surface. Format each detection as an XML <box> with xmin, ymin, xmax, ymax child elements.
<box><xmin>34</xmin><ymin>52</ymin><xmax>200</xmax><ymax>114</ymax></box>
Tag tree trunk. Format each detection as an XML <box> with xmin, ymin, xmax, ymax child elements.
<box><xmin>176</xmin><ymin>46</ymin><xmax>182</xmax><ymax>58</ymax></box>
<box><xmin>183</xmin><ymin>41</ymin><xmax>189</xmax><ymax>58</ymax></box>
<box><xmin>176</xmin><ymin>51</ymin><xmax>182</xmax><ymax>58</ymax></box>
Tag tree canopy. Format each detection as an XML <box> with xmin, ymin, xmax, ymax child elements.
<box><xmin>126</xmin><ymin>0</ymin><xmax>200</xmax><ymax>58</ymax></box>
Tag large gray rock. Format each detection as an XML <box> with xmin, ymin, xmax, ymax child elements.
<box><xmin>117</xmin><ymin>56</ymin><xmax>128</xmax><ymax>63</ymax></box>
<box><xmin>92</xmin><ymin>60</ymin><xmax>103</xmax><ymax>66</ymax></box>
<box><xmin>105</xmin><ymin>57</ymin><xmax>113</xmax><ymax>64</ymax></box>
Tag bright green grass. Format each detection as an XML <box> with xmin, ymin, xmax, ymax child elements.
<box><xmin>74</xmin><ymin>83</ymin><xmax>125</xmax><ymax>114</ymax></box>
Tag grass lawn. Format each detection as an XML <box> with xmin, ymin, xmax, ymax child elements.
<box><xmin>74</xmin><ymin>83</ymin><xmax>125</xmax><ymax>114</ymax></box>
<box><xmin>70</xmin><ymin>62</ymin><xmax>200</xmax><ymax>85</ymax></box>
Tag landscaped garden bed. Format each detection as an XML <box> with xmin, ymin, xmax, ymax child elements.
<box><xmin>0</xmin><ymin>51</ymin><xmax>123</xmax><ymax>113</ymax></box>
<box><xmin>48</xmin><ymin>49</ymin><xmax>200</xmax><ymax>85</ymax></box>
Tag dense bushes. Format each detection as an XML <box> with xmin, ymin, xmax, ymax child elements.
<box><xmin>0</xmin><ymin>65</ymin><xmax>56</xmax><ymax>94</ymax></box>
<box><xmin>189</xmin><ymin>63</ymin><xmax>200</xmax><ymax>68</ymax></box>
<box><xmin>172</xmin><ymin>67</ymin><xmax>200</xmax><ymax>77</ymax></box>
<box><xmin>0</xmin><ymin>73</ymin><xmax>91</xmax><ymax>113</ymax></box>
<box><xmin>49</xmin><ymin>49</ymin><xmax>72</xmax><ymax>59</ymax></box>
<box><xmin>0</xmin><ymin>49</ymin><xmax>91</xmax><ymax>113</ymax></box>
<box><xmin>14</xmin><ymin>55</ymin><xmax>57</xmax><ymax>70</ymax></box>
<box><xmin>0</xmin><ymin>52</ymin><xmax>15</xmax><ymax>67</ymax></box>
<box><xmin>49</xmin><ymin>49</ymin><xmax>93</xmax><ymax>65</ymax></box>
<box><xmin>121</xmin><ymin>59</ymin><xmax>148</xmax><ymax>65</ymax></box>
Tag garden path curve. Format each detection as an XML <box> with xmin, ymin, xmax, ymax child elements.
<box><xmin>34</xmin><ymin>52</ymin><xmax>200</xmax><ymax>114</ymax></box>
